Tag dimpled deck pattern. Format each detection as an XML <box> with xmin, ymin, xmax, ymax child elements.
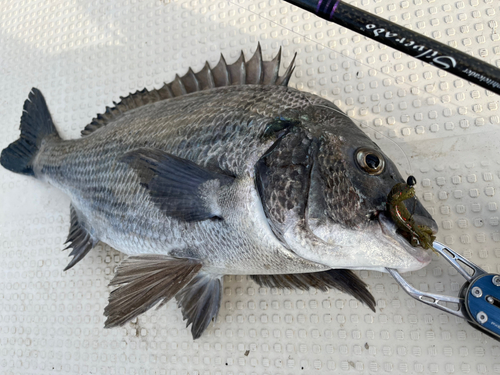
<box><xmin>1</xmin><ymin>0</ymin><xmax>500</xmax><ymax>374</ymax></box>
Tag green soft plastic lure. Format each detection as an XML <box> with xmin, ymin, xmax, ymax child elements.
<box><xmin>387</xmin><ymin>176</ymin><xmax>436</xmax><ymax>251</ymax></box>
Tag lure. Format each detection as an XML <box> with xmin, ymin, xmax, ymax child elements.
<box><xmin>387</xmin><ymin>176</ymin><xmax>436</xmax><ymax>250</ymax></box>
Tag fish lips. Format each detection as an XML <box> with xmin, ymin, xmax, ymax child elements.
<box><xmin>378</xmin><ymin>212</ymin><xmax>432</xmax><ymax>269</ymax></box>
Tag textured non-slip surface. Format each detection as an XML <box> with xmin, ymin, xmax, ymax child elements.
<box><xmin>1</xmin><ymin>0</ymin><xmax>500</xmax><ymax>374</ymax></box>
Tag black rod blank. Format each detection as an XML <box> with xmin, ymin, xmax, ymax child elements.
<box><xmin>283</xmin><ymin>0</ymin><xmax>500</xmax><ymax>96</ymax></box>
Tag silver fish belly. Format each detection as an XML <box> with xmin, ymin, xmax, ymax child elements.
<box><xmin>0</xmin><ymin>45</ymin><xmax>437</xmax><ymax>338</ymax></box>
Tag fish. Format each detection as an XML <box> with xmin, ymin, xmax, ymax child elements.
<box><xmin>0</xmin><ymin>44</ymin><xmax>438</xmax><ymax>339</ymax></box>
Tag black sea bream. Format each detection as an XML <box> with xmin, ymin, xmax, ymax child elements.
<box><xmin>1</xmin><ymin>45</ymin><xmax>437</xmax><ymax>339</ymax></box>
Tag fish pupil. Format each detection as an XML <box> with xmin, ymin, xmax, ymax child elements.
<box><xmin>365</xmin><ymin>154</ymin><xmax>380</xmax><ymax>169</ymax></box>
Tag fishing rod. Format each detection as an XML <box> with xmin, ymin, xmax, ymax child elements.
<box><xmin>283</xmin><ymin>0</ymin><xmax>500</xmax><ymax>96</ymax></box>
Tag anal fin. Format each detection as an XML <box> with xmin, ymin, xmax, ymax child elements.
<box><xmin>175</xmin><ymin>272</ymin><xmax>222</xmax><ymax>339</ymax></box>
<box><xmin>64</xmin><ymin>204</ymin><xmax>98</xmax><ymax>270</ymax></box>
<box><xmin>251</xmin><ymin>270</ymin><xmax>376</xmax><ymax>312</ymax></box>
<box><xmin>104</xmin><ymin>255</ymin><xmax>202</xmax><ymax>328</ymax></box>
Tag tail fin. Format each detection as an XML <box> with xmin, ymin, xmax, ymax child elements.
<box><xmin>0</xmin><ymin>88</ymin><xmax>60</xmax><ymax>176</ymax></box>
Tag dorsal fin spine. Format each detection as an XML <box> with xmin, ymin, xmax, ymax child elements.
<box><xmin>184</xmin><ymin>68</ymin><xmax>201</xmax><ymax>92</ymax></box>
<box><xmin>150</xmin><ymin>89</ymin><xmax>161</xmax><ymax>102</ymax></box>
<box><xmin>212</xmin><ymin>54</ymin><xmax>229</xmax><ymax>87</ymax></box>
<box><xmin>157</xmin><ymin>84</ymin><xmax>174</xmax><ymax>99</ymax></box>
<box><xmin>172</xmin><ymin>74</ymin><xmax>187</xmax><ymax>96</ymax></box>
<box><xmin>277</xmin><ymin>52</ymin><xmax>297</xmax><ymax>86</ymax></box>
<box><xmin>196</xmin><ymin>62</ymin><xmax>216</xmax><ymax>89</ymax></box>
<box><xmin>245</xmin><ymin>43</ymin><xmax>263</xmax><ymax>84</ymax></box>
<box><xmin>263</xmin><ymin>46</ymin><xmax>281</xmax><ymax>85</ymax></box>
<box><xmin>227</xmin><ymin>51</ymin><xmax>246</xmax><ymax>85</ymax></box>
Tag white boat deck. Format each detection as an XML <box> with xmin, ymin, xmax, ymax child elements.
<box><xmin>0</xmin><ymin>0</ymin><xmax>499</xmax><ymax>373</ymax></box>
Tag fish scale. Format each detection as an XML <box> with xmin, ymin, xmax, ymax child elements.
<box><xmin>1</xmin><ymin>46</ymin><xmax>436</xmax><ymax>339</ymax></box>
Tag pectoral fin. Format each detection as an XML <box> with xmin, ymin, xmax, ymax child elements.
<box><xmin>104</xmin><ymin>255</ymin><xmax>202</xmax><ymax>328</ymax></box>
<box><xmin>121</xmin><ymin>148</ymin><xmax>234</xmax><ymax>222</ymax></box>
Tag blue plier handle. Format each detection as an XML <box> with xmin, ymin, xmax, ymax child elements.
<box><xmin>388</xmin><ymin>241</ymin><xmax>500</xmax><ymax>341</ymax></box>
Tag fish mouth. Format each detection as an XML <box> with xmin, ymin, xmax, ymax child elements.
<box><xmin>377</xmin><ymin>212</ymin><xmax>432</xmax><ymax>268</ymax></box>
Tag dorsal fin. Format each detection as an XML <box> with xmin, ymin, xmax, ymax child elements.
<box><xmin>81</xmin><ymin>43</ymin><xmax>297</xmax><ymax>136</ymax></box>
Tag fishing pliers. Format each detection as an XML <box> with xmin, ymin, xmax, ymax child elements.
<box><xmin>388</xmin><ymin>241</ymin><xmax>500</xmax><ymax>341</ymax></box>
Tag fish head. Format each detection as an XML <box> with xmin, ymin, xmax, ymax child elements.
<box><xmin>282</xmin><ymin>104</ymin><xmax>438</xmax><ymax>273</ymax></box>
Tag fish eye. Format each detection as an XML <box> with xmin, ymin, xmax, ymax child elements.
<box><xmin>355</xmin><ymin>148</ymin><xmax>385</xmax><ymax>175</ymax></box>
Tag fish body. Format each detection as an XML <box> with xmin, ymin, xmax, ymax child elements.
<box><xmin>1</xmin><ymin>46</ymin><xmax>437</xmax><ymax>338</ymax></box>
<box><xmin>36</xmin><ymin>85</ymin><xmax>330</xmax><ymax>275</ymax></box>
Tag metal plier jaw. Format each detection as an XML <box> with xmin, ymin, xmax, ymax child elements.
<box><xmin>387</xmin><ymin>241</ymin><xmax>500</xmax><ymax>341</ymax></box>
